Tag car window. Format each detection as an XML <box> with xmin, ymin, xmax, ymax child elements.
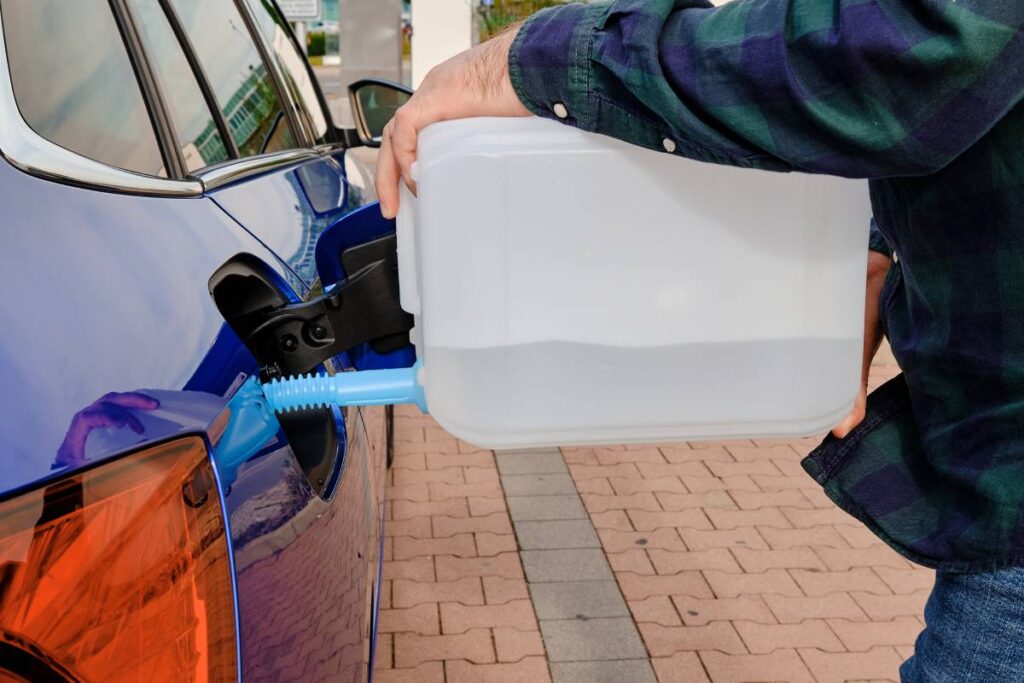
<box><xmin>2</xmin><ymin>0</ymin><xmax>167</xmax><ymax>176</ymax></box>
<box><xmin>245</xmin><ymin>0</ymin><xmax>329</xmax><ymax>144</ymax></box>
<box><xmin>167</xmin><ymin>0</ymin><xmax>297</xmax><ymax>158</ymax></box>
<box><xmin>127</xmin><ymin>0</ymin><xmax>230</xmax><ymax>171</ymax></box>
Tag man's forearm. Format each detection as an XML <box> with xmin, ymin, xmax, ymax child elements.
<box><xmin>509</xmin><ymin>0</ymin><xmax>1024</xmax><ymax>178</ymax></box>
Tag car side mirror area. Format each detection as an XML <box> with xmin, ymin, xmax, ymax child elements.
<box><xmin>347</xmin><ymin>78</ymin><xmax>413</xmax><ymax>148</ymax></box>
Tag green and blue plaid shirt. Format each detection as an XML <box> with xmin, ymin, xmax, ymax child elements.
<box><xmin>509</xmin><ymin>0</ymin><xmax>1024</xmax><ymax>571</ymax></box>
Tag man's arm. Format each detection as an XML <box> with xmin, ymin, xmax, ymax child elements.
<box><xmin>376</xmin><ymin>0</ymin><xmax>1024</xmax><ymax>216</ymax></box>
<box><xmin>510</xmin><ymin>0</ymin><xmax>1024</xmax><ymax>177</ymax></box>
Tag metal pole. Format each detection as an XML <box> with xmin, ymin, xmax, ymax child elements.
<box><xmin>294</xmin><ymin>20</ymin><xmax>308</xmax><ymax>55</ymax></box>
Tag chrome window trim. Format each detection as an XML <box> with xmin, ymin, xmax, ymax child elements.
<box><xmin>195</xmin><ymin>149</ymin><xmax>319</xmax><ymax>191</ymax></box>
<box><xmin>0</xmin><ymin>5</ymin><xmax>202</xmax><ymax>197</ymax></box>
<box><xmin>0</xmin><ymin>6</ymin><xmax>334</xmax><ymax>197</ymax></box>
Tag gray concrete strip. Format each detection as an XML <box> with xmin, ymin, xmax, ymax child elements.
<box><xmin>540</xmin><ymin>618</ymin><xmax>649</xmax><ymax>662</ymax></box>
<box><xmin>550</xmin><ymin>659</ymin><xmax>658</xmax><ymax>683</ymax></box>
<box><xmin>515</xmin><ymin>520</ymin><xmax>601</xmax><ymax>550</ymax></box>
<box><xmin>496</xmin><ymin>448</ymin><xmax>654</xmax><ymax>677</ymax></box>
<box><xmin>507</xmin><ymin>494</ymin><xmax>588</xmax><ymax>521</ymax></box>
<box><xmin>501</xmin><ymin>473</ymin><xmax>578</xmax><ymax>496</ymax></box>
<box><xmin>529</xmin><ymin>581</ymin><xmax>629</xmax><ymax>620</ymax></box>
<box><xmin>521</xmin><ymin>548</ymin><xmax>615</xmax><ymax>583</ymax></box>
<box><xmin>495</xmin><ymin>449</ymin><xmax>568</xmax><ymax>475</ymax></box>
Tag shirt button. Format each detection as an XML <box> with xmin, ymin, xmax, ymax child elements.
<box><xmin>662</xmin><ymin>137</ymin><xmax>677</xmax><ymax>153</ymax></box>
<box><xmin>552</xmin><ymin>103</ymin><xmax>569</xmax><ymax>119</ymax></box>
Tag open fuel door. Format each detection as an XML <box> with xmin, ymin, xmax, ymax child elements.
<box><xmin>208</xmin><ymin>203</ymin><xmax>414</xmax><ymax>491</ymax></box>
<box><xmin>208</xmin><ymin>205</ymin><xmax>413</xmax><ymax>382</ymax></box>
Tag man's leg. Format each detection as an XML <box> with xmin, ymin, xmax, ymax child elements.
<box><xmin>901</xmin><ymin>565</ymin><xmax>1024</xmax><ymax>681</ymax></box>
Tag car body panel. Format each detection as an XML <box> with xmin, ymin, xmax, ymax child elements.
<box><xmin>0</xmin><ymin>156</ymin><xmax>284</xmax><ymax>495</ymax></box>
<box><xmin>210</xmin><ymin>152</ymin><xmax>373</xmax><ymax>288</ymax></box>
<box><xmin>0</xmin><ymin>0</ymin><xmax>394</xmax><ymax>676</ymax></box>
<box><xmin>0</xmin><ymin>147</ymin><xmax>389</xmax><ymax>679</ymax></box>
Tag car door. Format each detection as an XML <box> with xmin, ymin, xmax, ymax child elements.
<box><xmin>0</xmin><ymin>0</ymin><xmax>387</xmax><ymax>680</ymax></box>
<box><xmin>123</xmin><ymin>0</ymin><xmax>390</xmax><ymax>678</ymax></box>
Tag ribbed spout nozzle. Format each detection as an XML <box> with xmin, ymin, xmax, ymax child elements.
<box><xmin>262</xmin><ymin>362</ymin><xmax>426</xmax><ymax>414</ymax></box>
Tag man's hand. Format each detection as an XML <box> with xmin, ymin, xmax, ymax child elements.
<box><xmin>832</xmin><ymin>251</ymin><xmax>892</xmax><ymax>438</ymax></box>
<box><xmin>375</xmin><ymin>24</ymin><xmax>531</xmax><ymax>219</ymax></box>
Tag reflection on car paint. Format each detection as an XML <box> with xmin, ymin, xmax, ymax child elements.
<box><xmin>0</xmin><ymin>129</ymin><xmax>387</xmax><ymax>677</ymax></box>
<box><xmin>211</xmin><ymin>155</ymin><xmax>369</xmax><ymax>287</ymax></box>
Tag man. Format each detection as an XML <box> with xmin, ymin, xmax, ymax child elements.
<box><xmin>375</xmin><ymin>1</ymin><xmax>1024</xmax><ymax>678</ymax></box>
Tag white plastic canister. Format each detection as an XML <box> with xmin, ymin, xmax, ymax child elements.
<box><xmin>397</xmin><ymin>117</ymin><xmax>871</xmax><ymax>449</ymax></box>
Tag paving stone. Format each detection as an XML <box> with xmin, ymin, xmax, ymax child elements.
<box><xmin>501</xmin><ymin>473</ymin><xmax>578</xmax><ymax>496</ymax></box>
<box><xmin>763</xmin><ymin>593</ymin><xmax>868</xmax><ymax>623</ymax></box>
<box><xmin>617</xmin><ymin>572</ymin><xmax>714</xmax><ymax>600</ymax></box>
<box><xmin>483</xmin><ymin>576</ymin><xmax>530</xmax><ymax>605</ymax></box>
<box><xmin>874</xmin><ymin>566</ymin><xmax>936</xmax><ymax>594</ymax></box>
<box><xmin>495</xmin><ymin>449</ymin><xmax>568</xmax><ymax>474</ymax></box>
<box><xmin>493</xmin><ymin>627</ymin><xmax>546</xmax><ymax>662</ymax></box>
<box><xmin>515</xmin><ymin>520</ymin><xmax>601</xmax><ymax>550</ymax></box>
<box><xmin>378</xmin><ymin>603</ymin><xmax>440</xmax><ymax>635</ymax></box>
<box><xmin>549</xmin><ymin>659</ymin><xmax>657</xmax><ymax>683</ymax></box>
<box><xmin>392</xmin><ymin>577</ymin><xmax>484</xmax><ymax>608</ymax></box>
<box><xmin>541</xmin><ymin>618</ymin><xmax>648</xmax><ymax>662</ymax></box>
<box><xmin>440</xmin><ymin>599</ymin><xmax>537</xmax><ymax>634</ymax></box>
<box><xmin>734</xmin><ymin>619</ymin><xmax>844</xmax><ymax>654</ymax></box>
<box><xmin>827</xmin><ymin>616</ymin><xmax>922</xmax><ymax>651</ymax></box>
<box><xmin>595</xmin><ymin>448</ymin><xmax>665</xmax><ymax>465</ymax></box>
<box><xmin>430</xmin><ymin>480</ymin><xmax>504</xmax><ymax>501</ymax></box>
<box><xmin>374</xmin><ymin>661</ymin><xmax>443</xmax><ymax>683</ymax></box>
<box><xmin>608</xmin><ymin>476</ymin><xmax>688</xmax><ymax>495</ymax></box>
<box><xmin>703</xmin><ymin>569</ymin><xmax>802</xmax><ymax>598</ymax></box>
<box><xmin>446</xmin><ymin>657</ymin><xmax>552</xmax><ymax>683</ymax></box>
<box><xmin>699</xmin><ymin>649</ymin><xmax>814</xmax><ymax>683</ymax></box>
<box><xmin>638</xmin><ymin>622</ymin><xmax>747</xmax><ymax>656</ymax></box>
<box><xmin>476</xmin><ymin>531</ymin><xmax>517</xmax><ymax>556</ymax></box>
<box><xmin>574</xmin><ymin>478</ymin><xmax>615</xmax><ymax>494</ymax></box>
<box><xmin>529</xmin><ymin>581</ymin><xmax>629</xmax><ymax>620</ymax></box>
<box><xmin>582</xmin><ymin>492</ymin><xmax>661</xmax><ymax>513</ymax></box>
<box><xmin>436</xmin><ymin>552</ymin><xmax>524</xmax><ymax>581</ymax></box>
<box><xmin>394</xmin><ymin>628</ymin><xmax>495</xmax><ymax>667</ymax></box>
<box><xmin>798</xmin><ymin>646</ymin><xmax>904</xmax><ymax>683</ymax></box>
<box><xmin>649</xmin><ymin>653</ymin><xmax>711</xmax><ymax>683</ymax></box>
<box><xmin>589</xmin><ymin>510</ymin><xmax>633</xmax><ymax>530</ymax></box>
<box><xmin>433</xmin><ymin>512</ymin><xmax>512</xmax><ymax>537</ymax></box>
<box><xmin>608</xmin><ymin>549</ymin><xmax>656</xmax><ymax>575</ymax></box>
<box><xmin>790</xmin><ymin>567</ymin><xmax>892</xmax><ymax>597</ymax></box>
<box><xmin>672</xmin><ymin>595</ymin><xmax>776</xmax><ymax>626</ymax></box>
<box><xmin>521</xmin><ymin>548</ymin><xmax>613</xmax><ymax>582</ymax></box>
<box><xmin>627</xmin><ymin>596</ymin><xmax>682</xmax><ymax>626</ymax></box>
<box><xmin>507</xmin><ymin>495</ymin><xmax>588</xmax><ymax>521</ymax></box>
<box><xmin>468</xmin><ymin>496</ymin><xmax>507</xmax><ymax>517</ymax></box>
<box><xmin>818</xmin><ymin>545</ymin><xmax>912</xmax><ymax>571</ymax></box>
<box><xmin>851</xmin><ymin>589</ymin><xmax>929</xmax><ymax>620</ymax></box>
<box><xmin>597</xmin><ymin>527</ymin><xmax>686</xmax><ymax>552</ymax></box>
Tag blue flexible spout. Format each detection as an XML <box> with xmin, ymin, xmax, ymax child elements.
<box><xmin>262</xmin><ymin>361</ymin><xmax>427</xmax><ymax>414</ymax></box>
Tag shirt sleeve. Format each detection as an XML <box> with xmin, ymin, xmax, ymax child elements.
<box><xmin>868</xmin><ymin>219</ymin><xmax>893</xmax><ymax>258</ymax></box>
<box><xmin>508</xmin><ymin>0</ymin><xmax>1024</xmax><ymax>178</ymax></box>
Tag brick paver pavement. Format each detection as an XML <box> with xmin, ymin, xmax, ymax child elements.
<box><xmin>379</xmin><ymin>348</ymin><xmax>931</xmax><ymax>681</ymax></box>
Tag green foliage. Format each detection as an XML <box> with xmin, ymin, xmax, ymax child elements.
<box><xmin>477</xmin><ymin>0</ymin><xmax>569</xmax><ymax>40</ymax></box>
<box><xmin>308</xmin><ymin>31</ymin><xmax>326</xmax><ymax>57</ymax></box>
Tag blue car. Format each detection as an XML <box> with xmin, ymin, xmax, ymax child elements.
<box><xmin>0</xmin><ymin>1</ymin><xmax>413</xmax><ymax>681</ymax></box>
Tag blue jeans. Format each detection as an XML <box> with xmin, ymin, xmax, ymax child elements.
<box><xmin>902</xmin><ymin>565</ymin><xmax>1024</xmax><ymax>681</ymax></box>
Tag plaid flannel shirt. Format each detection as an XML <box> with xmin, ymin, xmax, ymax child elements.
<box><xmin>509</xmin><ymin>0</ymin><xmax>1024</xmax><ymax>571</ymax></box>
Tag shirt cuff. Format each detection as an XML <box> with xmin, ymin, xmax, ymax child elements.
<box><xmin>868</xmin><ymin>219</ymin><xmax>894</xmax><ymax>258</ymax></box>
<box><xmin>508</xmin><ymin>1</ymin><xmax>610</xmax><ymax>130</ymax></box>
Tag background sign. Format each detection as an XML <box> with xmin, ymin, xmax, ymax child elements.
<box><xmin>278</xmin><ymin>0</ymin><xmax>321</xmax><ymax>20</ymax></box>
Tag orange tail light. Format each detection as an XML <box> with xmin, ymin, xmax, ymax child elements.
<box><xmin>0</xmin><ymin>438</ymin><xmax>238</xmax><ymax>682</ymax></box>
